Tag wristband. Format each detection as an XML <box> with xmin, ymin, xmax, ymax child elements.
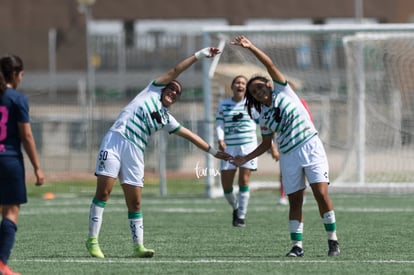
<box><xmin>194</xmin><ymin>47</ymin><xmax>210</xmax><ymax>59</ymax></box>
<box><xmin>207</xmin><ymin>145</ymin><xmax>218</xmax><ymax>156</ymax></box>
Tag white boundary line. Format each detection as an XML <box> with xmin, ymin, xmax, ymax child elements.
<box><xmin>19</xmin><ymin>206</ymin><xmax>414</xmax><ymax>215</ymax></box>
<box><xmin>249</xmin><ymin>181</ymin><xmax>414</xmax><ymax>193</ymax></box>
<box><xmin>13</xmin><ymin>258</ymin><xmax>414</xmax><ymax>264</ymax></box>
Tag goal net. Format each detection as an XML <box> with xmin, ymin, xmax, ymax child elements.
<box><xmin>202</xmin><ymin>24</ymin><xmax>414</xmax><ymax>190</ymax></box>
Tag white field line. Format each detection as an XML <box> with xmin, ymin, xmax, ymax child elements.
<box><xmin>12</xmin><ymin>258</ymin><xmax>414</xmax><ymax>264</ymax></box>
<box><xmin>19</xmin><ymin>205</ymin><xmax>414</xmax><ymax>215</ymax></box>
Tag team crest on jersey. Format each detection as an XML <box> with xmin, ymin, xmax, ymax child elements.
<box><xmin>274</xmin><ymin>107</ymin><xmax>282</xmax><ymax>122</ymax></box>
<box><xmin>232</xmin><ymin>112</ymin><xmax>243</xmax><ymax>122</ymax></box>
<box><xmin>148</xmin><ymin>109</ymin><xmax>170</xmax><ymax>128</ymax></box>
<box><xmin>98</xmin><ymin>160</ymin><xmax>105</xmax><ymax>171</ymax></box>
<box><xmin>150</xmin><ymin>111</ymin><xmax>162</xmax><ymax>123</ymax></box>
<box><xmin>159</xmin><ymin>109</ymin><xmax>170</xmax><ymax>126</ymax></box>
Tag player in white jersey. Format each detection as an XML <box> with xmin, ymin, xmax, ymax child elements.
<box><xmin>230</xmin><ymin>35</ymin><xmax>340</xmax><ymax>257</ymax></box>
<box><xmin>86</xmin><ymin>47</ymin><xmax>232</xmax><ymax>259</ymax></box>
<box><xmin>216</xmin><ymin>75</ymin><xmax>259</xmax><ymax>227</ymax></box>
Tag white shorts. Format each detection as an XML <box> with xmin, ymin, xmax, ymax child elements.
<box><xmin>221</xmin><ymin>143</ymin><xmax>258</xmax><ymax>171</ymax></box>
<box><xmin>95</xmin><ymin>131</ymin><xmax>144</xmax><ymax>187</ymax></box>
<box><xmin>279</xmin><ymin>135</ymin><xmax>329</xmax><ymax>195</ymax></box>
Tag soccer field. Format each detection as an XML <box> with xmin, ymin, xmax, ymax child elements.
<box><xmin>9</xmin><ymin>182</ymin><xmax>414</xmax><ymax>275</ymax></box>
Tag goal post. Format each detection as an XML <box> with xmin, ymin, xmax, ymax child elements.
<box><xmin>202</xmin><ymin>23</ymin><xmax>414</xmax><ymax>193</ymax></box>
<box><xmin>341</xmin><ymin>31</ymin><xmax>414</xmax><ymax>185</ymax></box>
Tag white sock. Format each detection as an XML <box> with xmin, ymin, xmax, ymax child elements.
<box><xmin>237</xmin><ymin>191</ymin><xmax>250</xmax><ymax>219</ymax></box>
<box><xmin>88</xmin><ymin>202</ymin><xmax>105</xmax><ymax>238</ymax></box>
<box><xmin>323</xmin><ymin>210</ymin><xmax>338</xmax><ymax>241</ymax></box>
<box><xmin>224</xmin><ymin>189</ymin><xmax>238</xmax><ymax>210</ymax></box>
<box><xmin>129</xmin><ymin>218</ymin><xmax>144</xmax><ymax>246</ymax></box>
<box><xmin>289</xmin><ymin>220</ymin><xmax>304</xmax><ymax>248</ymax></box>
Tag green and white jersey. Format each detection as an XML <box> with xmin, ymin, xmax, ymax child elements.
<box><xmin>216</xmin><ymin>98</ymin><xmax>259</xmax><ymax>147</ymax></box>
<box><xmin>110</xmin><ymin>81</ymin><xmax>181</xmax><ymax>153</ymax></box>
<box><xmin>260</xmin><ymin>81</ymin><xmax>316</xmax><ymax>154</ymax></box>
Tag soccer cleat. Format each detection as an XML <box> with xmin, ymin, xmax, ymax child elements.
<box><xmin>0</xmin><ymin>260</ymin><xmax>21</xmax><ymax>275</ymax></box>
<box><xmin>86</xmin><ymin>237</ymin><xmax>105</xmax><ymax>258</ymax></box>
<box><xmin>232</xmin><ymin>209</ymin><xmax>238</xmax><ymax>226</ymax></box>
<box><xmin>232</xmin><ymin>209</ymin><xmax>246</xmax><ymax>227</ymax></box>
<box><xmin>328</xmin><ymin>240</ymin><xmax>340</xmax><ymax>256</ymax></box>
<box><xmin>286</xmin><ymin>246</ymin><xmax>304</xmax><ymax>257</ymax></box>
<box><xmin>233</xmin><ymin>218</ymin><xmax>246</xmax><ymax>227</ymax></box>
<box><xmin>133</xmin><ymin>244</ymin><xmax>155</xmax><ymax>258</ymax></box>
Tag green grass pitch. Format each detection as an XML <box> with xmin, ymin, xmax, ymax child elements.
<box><xmin>8</xmin><ymin>179</ymin><xmax>414</xmax><ymax>274</ymax></box>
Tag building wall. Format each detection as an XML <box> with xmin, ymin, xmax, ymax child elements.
<box><xmin>0</xmin><ymin>0</ymin><xmax>87</xmax><ymax>70</ymax></box>
<box><xmin>0</xmin><ymin>0</ymin><xmax>413</xmax><ymax>71</ymax></box>
<box><xmin>93</xmin><ymin>0</ymin><xmax>413</xmax><ymax>23</ymax></box>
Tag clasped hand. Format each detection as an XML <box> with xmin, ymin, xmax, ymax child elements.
<box><xmin>215</xmin><ymin>153</ymin><xmax>246</xmax><ymax>167</ymax></box>
<box><xmin>230</xmin><ymin>155</ymin><xmax>247</xmax><ymax>167</ymax></box>
<box><xmin>213</xmin><ymin>152</ymin><xmax>246</xmax><ymax>167</ymax></box>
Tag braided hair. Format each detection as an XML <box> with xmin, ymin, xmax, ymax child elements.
<box><xmin>244</xmin><ymin>75</ymin><xmax>271</xmax><ymax>119</ymax></box>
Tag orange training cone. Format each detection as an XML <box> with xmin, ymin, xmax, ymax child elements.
<box><xmin>43</xmin><ymin>192</ymin><xmax>55</xmax><ymax>200</ymax></box>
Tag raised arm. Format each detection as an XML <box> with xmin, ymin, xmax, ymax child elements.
<box><xmin>231</xmin><ymin>35</ymin><xmax>286</xmax><ymax>83</ymax></box>
<box><xmin>155</xmin><ymin>47</ymin><xmax>221</xmax><ymax>85</ymax></box>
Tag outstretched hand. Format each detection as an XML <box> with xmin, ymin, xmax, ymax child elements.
<box><xmin>195</xmin><ymin>47</ymin><xmax>221</xmax><ymax>59</ymax></box>
<box><xmin>214</xmin><ymin>151</ymin><xmax>233</xmax><ymax>161</ymax></box>
<box><xmin>230</xmin><ymin>35</ymin><xmax>252</xmax><ymax>49</ymax></box>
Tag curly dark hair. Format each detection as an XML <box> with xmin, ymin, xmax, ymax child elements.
<box><xmin>244</xmin><ymin>75</ymin><xmax>271</xmax><ymax>119</ymax></box>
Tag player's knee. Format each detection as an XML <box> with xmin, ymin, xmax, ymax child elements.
<box><xmin>126</xmin><ymin>199</ymin><xmax>141</xmax><ymax>212</ymax></box>
<box><xmin>95</xmin><ymin>189</ymin><xmax>112</xmax><ymax>201</ymax></box>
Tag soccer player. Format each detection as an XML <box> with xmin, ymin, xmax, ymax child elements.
<box><xmin>230</xmin><ymin>35</ymin><xmax>340</xmax><ymax>257</ymax></box>
<box><xmin>215</xmin><ymin>75</ymin><xmax>259</xmax><ymax>227</ymax></box>
<box><xmin>0</xmin><ymin>55</ymin><xmax>45</xmax><ymax>275</ymax></box>
<box><xmin>86</xmin><ymin>47</ymin><xmax>232</xmax><ymax>259</ymax></box>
